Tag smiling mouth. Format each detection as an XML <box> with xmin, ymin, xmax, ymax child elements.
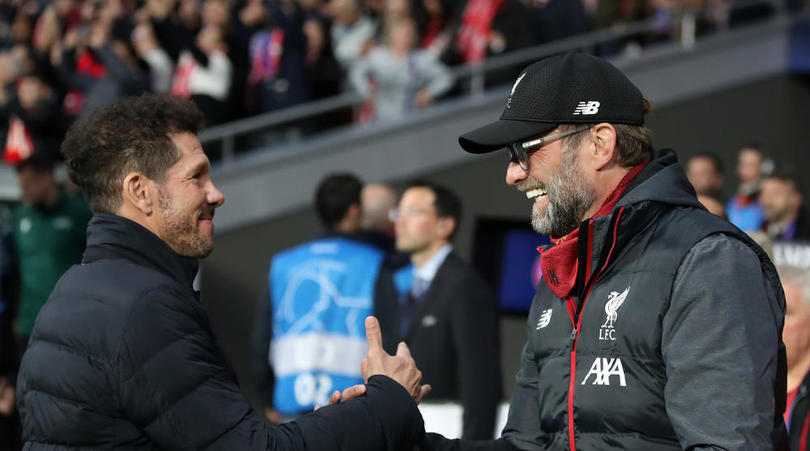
<box><xmin>199</xmin><ymin>207</ymin><xmax>216</xmax><ymax>221</ymax></box>
<box><xmin>525</xmin><ymin>187</ymin><xmax>547</xmax><ymax>202</ymax></box>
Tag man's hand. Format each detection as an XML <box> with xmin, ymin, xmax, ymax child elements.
<box><xmin>0</xmin><ymin>377</ymin><xmax>15</xmax><ymax>416</ymax></box>
<box><xmin>314</xmin><ymin>384</ymin><xmax>367</xmax><ymax>410</ymax></box>
<box><xmin>263</xmin><ymin>407</ymin><xmax>283</xmax><ymax>424</ymax></box>
<box><xmin>362</xmin><ymin>316</ymin><xmax>431</xmax><ymax>403</ymax></box>
<box><xmin>412</xmin><ymin>89</ymin><xmax>434</xmax><ymax>108</ymax></box>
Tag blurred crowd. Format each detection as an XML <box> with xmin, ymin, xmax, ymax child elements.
<box><xmin>0</xmin><ymin>0</ymin><xmax>786</xmax><ymax>161</ymax></box>
<box><xmin>686</xmin><ymin>145</ymin><xmax>810</xmax><ymax>245</ymax></box>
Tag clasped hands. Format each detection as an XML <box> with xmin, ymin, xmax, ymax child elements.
<box><xmin>315</xmin><ymin>316</ymin><xmax>431</xmax><ymax>409</ymax></box>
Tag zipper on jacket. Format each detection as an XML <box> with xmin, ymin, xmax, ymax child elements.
<box><xmin>567</xmin><ymin>208</ymin><xmax>624</xmax><ymax>451</ymax></box>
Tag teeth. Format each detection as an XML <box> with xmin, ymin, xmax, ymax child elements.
<box><xmin>525</xmin><ymin>188</ymin><xmax>547</xmax><ymax>200</ymax></box>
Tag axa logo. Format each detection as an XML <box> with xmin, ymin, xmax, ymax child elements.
<box><xmin>536</xmin><ymin>309</ymin><xmax>552</xmax><ymax>329</ymax></box>
<box><xmin>581</xmin><ymin>357</ymin><xmax>627</xmax><ymax>387</ymax></box>
<box><xmin>506</xmin><ymin>73</ymin><xmax>526</xmax><ymax>108</ymax></box>
<box><xmin>573</xmin><ymin>101</ymin><xmax>600</xmax><ymax>115</ymax></box>
<box><xmin>599</xmin><ymin>287</ymin><xmax>629</xmax><ymax>341</ymax></box>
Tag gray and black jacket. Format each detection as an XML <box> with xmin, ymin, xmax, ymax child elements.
<box><xmin>426</xmin><ymin>149</ymin><xmax>787</xmax><ymax>450</ymax></box>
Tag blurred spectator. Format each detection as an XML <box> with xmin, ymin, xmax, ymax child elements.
<box><xmin>727</xmin><ymin>145</ymin><xmax>767</xmax><ymax>231</ymax></box>
<box><xmin>349</xmin><ymin>18</ymin><xmax>453</xmax><ymax>121</ymax></box>
<box><xmin>697</xmin><ymin>194</ymin><xmax>726</xmax><ymax>218</ymax></box>
<box><xmin>391</xmin><ymin>182</ymin><xmax>500</xmax><ymax>439</ymax></box>
<box><xmin>413</xmin><ymin>0</ymin><xmax>453</xmax><ymax>55</ymax></box>
<box><xmin>528</xmin><ymin>0</ymin><xmax>589</xmax><ymax>46</ymax></box>
<box><xmin>245</xmin><ymin>0</ymin><xmax>309</xmax><ymax>114</ymax></box>
<box><xmin>54</xmin><ymin>2</ymin><xmax>150</xmax><ymax>118</ymax></box>
<box><xmin>11</xmin><ymin>153</ymin><xmax>91</xmax><ymax>348</ymax></box>
<box><xmin>138</xmin><ymin>0</ymin><xmax>236</xmax><ymax>123</ymax></box>
<box><xmin>327</xmin><ymin>0</ymin><xmax>376</xmax><ymax>69</ymax></box>
<box><xmin>593</xmin><ymin>0</ymin><xmax>647</xmax><ymax>56</ymax></box>
<box><xmin>760</xmin><ymin>172</ymin><xmax>810</xmax><ymax>243</ymax></box>
<box><xmin>302</xmin><ymin>14</ymin><xmax>344</xmax><ymax>103</ymax></box>
<box><xmin>686</xmin><ymin>152</ymin><xmax>724</xmax><ymax>198</ymax></box>
<box><xmin>0</xmin><ymin>0</ymin><xmax>789</xmax><ymax>160</ymax></box>
<box><xmin>444</xmin><ymin>0</ymin><xmax>533</xmax><ymax>86</ymax></box>
<box><xmin>777</xmin><ymin>264</ymin><xmax>810</xmax><ymax>449</ymax></box>
<box><xmin>252</xmin><ymin>173</ymin><xmax>397</xmax><ymax>421</ymax></box>
<box><xmin>143</xmin><ymin>22</ymin><xmax>233</xmax><ymax>124</ymax></box>
<box><xmin>299</xmin><ymin>13</ymin><xmax>350</xmax><ymax>131</ymax></box>
<box><xmin>0</xmin><ymin>69</ymin><xmax>64</xmax><ymax>164</ymax></box>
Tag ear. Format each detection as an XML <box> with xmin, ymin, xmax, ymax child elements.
<box><xmin>436</xmin><ymin>216</ymin><xmax>456</xmax><ymax>241</ymax></box>
<box><xmin>588</xmin><ymin>123</ymin><xmax>617</xmax><ymax>171</ymax></box>
<box><xmin>121</xmin><ymin>172</ymin><xmax>155</xmax><ymax>216</ymax></box>
<box><xmin>346</xmin><ymin>203</ymin><xmax>361</xmax><ymax>223</ymax></box>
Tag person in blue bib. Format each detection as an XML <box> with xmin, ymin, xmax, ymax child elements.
<box><xmin>253</xmin><ymin>173</ymin><xmax>406</xmax><ymax>422</ymax></box>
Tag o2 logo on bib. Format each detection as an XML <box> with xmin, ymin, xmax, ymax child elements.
<box><xmin>294</xmin><ymin>373</ymin><xmax>333</xmax><ymax>407</ymax></box>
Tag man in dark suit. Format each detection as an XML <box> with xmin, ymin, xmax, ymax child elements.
<box><xmin>391</xmin><ymin>181</ymin><xmax>502</xmax><ymax>440</ymax></box>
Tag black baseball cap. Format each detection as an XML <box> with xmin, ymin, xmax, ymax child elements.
<box><xmin>458</xmin><ymin>52</ymin><xmax>645</xmax><ymax>154</ymax></box>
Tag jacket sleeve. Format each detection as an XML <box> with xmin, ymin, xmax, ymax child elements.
<box><xmin>663</xmin><ymin>234</ymin><xmax>780</xmax><ymax>450</ymax></box>
<box><xmin>498</xmin><ymin>336</ymin><xmax>546</xmax><ymax>450</ymax></box>
<box><xmin>118</xmin><ymin>286</ymin><xmax>425</xmax><ymax>450</ymax></box>
<box><xmin>421</xmin><ymin>434</ymin><xmax>519</xmax><ymax>451</ymax></box>
<box><xmin>448</xmin><ymin>273</ymin><xmax>501</xmax><ymax>440</ymax></box>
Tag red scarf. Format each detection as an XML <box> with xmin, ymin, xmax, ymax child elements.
<box><xmin>539</xmin><ymin>162</ymin><xmax>647</xmax><ymax>298</ymax></box>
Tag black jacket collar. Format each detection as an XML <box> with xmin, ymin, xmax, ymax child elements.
<box><xmin>83</xmin><ymin>213</ymin><xmax>199</xmax><ymax>290</ymax></box>
<box><xmin>618</xmin><ymin>149</ymin><xmax>704</xmax><ymax>210</ymax></box>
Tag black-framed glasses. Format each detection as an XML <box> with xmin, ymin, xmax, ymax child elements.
<box><xmin>505</xmin><ymin>125</ymin><xmax>592</xmax><ymax>171</ymax></box>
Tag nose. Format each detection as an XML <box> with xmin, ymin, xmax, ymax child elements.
<box><xmin>505</xmin><ymin>161</ymin><xmax>528</xmax><ymax>186</ymax></box>
<box><xmin>208</xmin><ymin>181</ymin><xmax>225</xmax><ymax>207</ymax></box>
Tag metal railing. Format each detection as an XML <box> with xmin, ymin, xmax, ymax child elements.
<box><xmin>200</xmin><ymin>0</ymin><xmax>788</xmax><ymax>166</ymax></box>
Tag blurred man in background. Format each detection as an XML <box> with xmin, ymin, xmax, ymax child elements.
<box><xmin>777</xmin><ymin>264</ymin><xmax>810</xmax><ymax>450</ymax></box>
<box><xmin>686</xmin><ymin>152</ymin><xmax>727</xmax><ymax>217</ymax></box>
<box><xmin>727</xmin><ymin>144</ymin><xmax>768</xmax><ymax>231</ymax></box>
<box><xmin>686</xmin><ymin>152</ymin><xmax>724</xmax><ymax>198</ymax></box>
<box><xmin>359</xmin><ymin>183</ymin><xmax>398</xmax><ymax>249</ymax></box>
<box><xmin>391</xmin><ymin>181</ymin><xmax>501</xmax><ymax>439</ymax></box>
<box><xmin>12</xmin><ymin>152</ymin><xmax>91</xmax><ymax>349</ymax></box>
<box><xmin>253</xmin><ymin>173</ymin><xmax>403</xmax><ymax>422</ymax></box>
<box><xmin>761</xmin><ymin>172</ymin><xmax>810</xmax><ymax>243</ymax></box>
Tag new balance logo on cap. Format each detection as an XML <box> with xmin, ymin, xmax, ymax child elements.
<box><xmin>573</xmin><ymin>101</ymin><xmax>600</xmax><ymax>115</ymax></box>
<box><xmin>458</xmin><ymin>53</ymin><xmax>645</xmax><ymax>154</ymax></box>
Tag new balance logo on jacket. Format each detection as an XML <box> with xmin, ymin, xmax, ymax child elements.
<box><xmin>536</xmin><ymin>309</ymin><xmax>552</xmax><ymax>330</ymax></box>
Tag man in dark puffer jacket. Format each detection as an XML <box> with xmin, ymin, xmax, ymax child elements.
<box><xmin>15</xmin><ymin>94</ymin><xmax>427</xmax><ymax>450</ymax></box>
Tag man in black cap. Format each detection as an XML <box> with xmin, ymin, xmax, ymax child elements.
<box><xmin>425</xmin><ymin>52</ymin><xmax>787</xmax><ymax>449</ymax></box>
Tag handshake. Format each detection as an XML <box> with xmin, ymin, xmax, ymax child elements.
<box><xmin>316</xmin><ymin>316</ymin><xmax>431</xmax><ymax>409</ymax></box>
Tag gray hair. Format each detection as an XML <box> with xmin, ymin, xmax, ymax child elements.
<box><xmin>777</xmin><ymin>264</ymin><xmax>810</xmax><ymax>307</ymax></box>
